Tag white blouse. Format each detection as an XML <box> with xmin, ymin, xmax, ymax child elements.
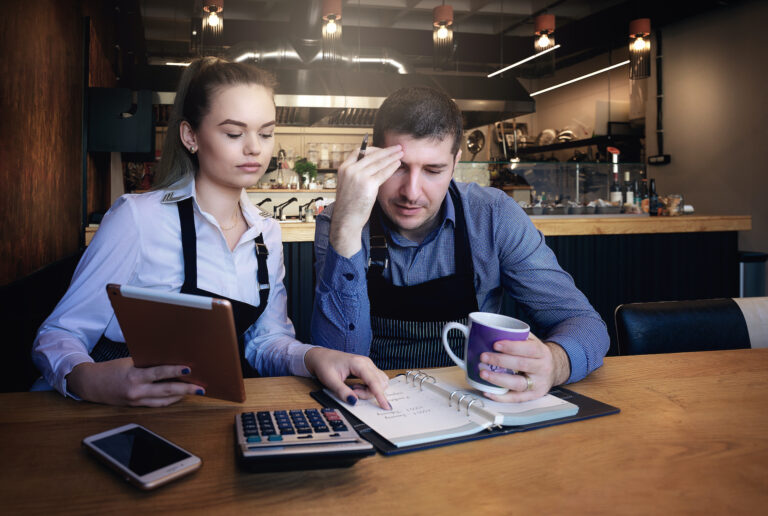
<box><xmin>32</xmin><ymin>176</ymin><xmax>313</xmax><ymax>396</ymax></box>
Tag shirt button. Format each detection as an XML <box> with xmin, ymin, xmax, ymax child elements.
<box><xmin>349</xmin><ymin>323</ymin><xmax>355</xmax><ymax>330</ymax></box>
<box><xmin>343</xmin><ymin>273</ymin><xmax>354</xmax><ymax>281</ymax></box>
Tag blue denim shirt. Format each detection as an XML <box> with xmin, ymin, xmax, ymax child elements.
<box><xmin>311</xmin><ymin>181</ymin><xmax>609</xmax><ymax>383</ymax></box>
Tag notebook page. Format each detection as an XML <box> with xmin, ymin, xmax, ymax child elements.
<box><xmin>325</xmin><ymin>375</ymin><xmax>490</xmax><ymax>447</ymax></box>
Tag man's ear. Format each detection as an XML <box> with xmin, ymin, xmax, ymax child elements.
<box><xmin>179</xmin><ymin>121</ymin><xmax>197</xmax><ymax>151</ymax></box>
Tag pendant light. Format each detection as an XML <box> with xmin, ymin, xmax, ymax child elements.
<box><xmin>322</xmin><ymin>0</ymin><xmax>343</xmax><ymax>62</ymax></box>
<box><xmin>534</xmin><ymin>14</ymin><xmax>555</xmax><ymax>52</ymax></box>
<box><xmin>202</xmin><ymin>1</ymin><xmax>224</xmax><ymax>38</ymax></box>
<box><xmin>433</xmin><ymin>3</ymin><xmax>454</xmax><ymax>68</ymax></box>
<box><xmin>629</xmin><ymin>18</ymin><xmax>651</xmax><ymax>79</ymax></box>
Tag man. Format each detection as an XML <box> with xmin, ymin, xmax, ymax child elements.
<box><xmin>311</xmin><ymin>86</ymin><xmax>609</xmax><ymax>402</ymax></box>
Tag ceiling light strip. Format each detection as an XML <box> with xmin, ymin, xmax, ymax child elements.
<box><xmin>487</xmin><ymin>44</ymin><xmax>561</xmax><ymax>78</ymax></box>
<box><xmin>529</xmin><ymin>60</ymin><xmax>630</xmax><ymax>96</ymax></box>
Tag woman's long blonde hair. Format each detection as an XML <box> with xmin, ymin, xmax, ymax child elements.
<box><xmin>152</xmin><ymin>57</ymin><xmax>277</xmax><ymax>190</ymax></box>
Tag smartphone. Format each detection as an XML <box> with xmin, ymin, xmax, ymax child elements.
<box><xmin>82</xmin><ymin>423</ymin><xmax>202</xmax><ymax>490</ymax></box>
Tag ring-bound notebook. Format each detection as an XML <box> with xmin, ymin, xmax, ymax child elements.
<box><xmin>311</xmin><ymin>367</ymin><xmax>619</xmax><ymax>455</ymax></box>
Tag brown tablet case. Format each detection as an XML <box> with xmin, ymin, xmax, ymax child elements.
<box><xmin>106</xmin><ymin>284</ymin><xmax>246</xmax><ymax>402</ymax></box>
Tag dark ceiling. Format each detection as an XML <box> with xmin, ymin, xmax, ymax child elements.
<box><xmin>110</xmin><ymin>0</ymin><xmax>742</xmax><ymax>90</ymax></box>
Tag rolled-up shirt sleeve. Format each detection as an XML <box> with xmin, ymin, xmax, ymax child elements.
<box><xmin>311</xmin><ymin>208</ymin><xmax>372</xmax><ymax>355</ymax></box>
<box><xmin>493</xmin><ymin>195</ymin><xmax>609</xmax><ymax>382</ymax></box>
<box><xmin>32</xmin><ymin>197</ymin><xmax>142</xmax><ymax>396</ymax></box>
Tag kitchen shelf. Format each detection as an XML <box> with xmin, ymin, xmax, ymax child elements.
<box><xmin>517</xmin><ymin>134</ymin><xmax>642</xmax><ymax>154</ymax></box>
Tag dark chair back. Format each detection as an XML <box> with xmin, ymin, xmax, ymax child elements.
<box><xmin>0</xmin><ymin>253</ymin><xmax>81</xmax><ymax>392</ymax></box>
<box><xmin>614</xmin><ymin>298</ymin><xmax>752</xmax><ymax>355</ymax></box>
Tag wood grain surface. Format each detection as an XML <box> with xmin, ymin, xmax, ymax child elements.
<box><xmin>1</xmin><ymin>349</ymin><xmax>766</xmax><ymax>514</ymax></box>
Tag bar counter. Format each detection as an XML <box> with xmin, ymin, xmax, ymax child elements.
<box><xmin>85</xmin><ymin>214</ymin><xmax>751</xmax><ymax>244</ymax></box>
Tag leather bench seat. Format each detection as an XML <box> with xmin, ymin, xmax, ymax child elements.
<box><xmin>615</xmin><ymin>297</ymin><xmax>768</xmax><ymax>355</ymax></box>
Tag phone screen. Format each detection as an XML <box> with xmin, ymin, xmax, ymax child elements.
<box><xmin>90</xmin><ymin>426</ymin><xmax>192</xmax><ymax>476</ymax></box>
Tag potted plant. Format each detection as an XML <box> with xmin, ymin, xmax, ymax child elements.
<box><xmin>293</xmin><ymin>158</ymin><xmax>317</xmax><ymax>188</ymax></box>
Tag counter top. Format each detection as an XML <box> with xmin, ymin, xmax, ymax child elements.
<box><xmin>84</xmin><ymin>215</ymin><xmax>752</xmax><ymax>245</ymax></box>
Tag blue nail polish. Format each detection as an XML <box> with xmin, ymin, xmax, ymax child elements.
<box><xmin>346</xmin><ymin>395</ymin><xmax>357</xmax><ymax>406</ymax></box>
<box><xmin>182</xmin><ymin>368</ymin><xmax>191</xmax><ymax>375</ymax></box>
<box><xmin>196</xmin><ymin>389</ymin><xmax>205</xmax><ymax>396</ymax></box>
<box><xmin>385</xmin><ymin>402</ymin><xmax>393</xmax><ymax>410</ymax></box>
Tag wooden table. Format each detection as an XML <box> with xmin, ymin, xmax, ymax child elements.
<box><xmin>2</xmin><ymin>349</ymin><xmax>767</xmax><ymax>514</ymax></box>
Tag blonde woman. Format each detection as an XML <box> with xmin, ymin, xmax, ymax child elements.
<box><xmin>32</xmin><ymin>57</ymin><xmax>390</xmax><ymax>409</ymax></box>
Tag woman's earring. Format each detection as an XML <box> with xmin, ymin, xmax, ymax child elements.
<box><xmin>189</xmin><ymin>145</ymin><xmax>197</xmax><ymax>154</ymax></box>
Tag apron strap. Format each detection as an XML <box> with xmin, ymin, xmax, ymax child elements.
<box><xmin>254</xmin><ymin>233</ymin><xmax>270</xmax><ymax>309</ymax></box>
<box><xmin>177</xmin><ymin>198</ymin><xmax>198</xmax><ymax>292</ymax></box>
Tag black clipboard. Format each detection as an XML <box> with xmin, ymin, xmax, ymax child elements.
<box><xmin>310</xmin><ymin>387</ymin><xmax>619</xmax><ymax>456</ymax></box>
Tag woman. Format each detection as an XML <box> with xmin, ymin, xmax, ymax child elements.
<box><xmin>31</xmin><ymin>57</ymin><xmax>390</xmax><ymax>408</ymax></box>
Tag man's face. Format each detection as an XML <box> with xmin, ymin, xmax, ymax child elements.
<box><xmin>376</xmin><ymin>132</ymin><xmax>461</xmax><ymax>243</ymax></box>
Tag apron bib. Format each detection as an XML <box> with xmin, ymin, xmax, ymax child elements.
<box><xmin>367</xmin><ymin>182</ymin><xmax>479</xmax><ymax>370</ymax></box>
<box><xmin>91</xmin><ymin>198</ymin><xmax>270</xmax><ymax>378</ymax></box>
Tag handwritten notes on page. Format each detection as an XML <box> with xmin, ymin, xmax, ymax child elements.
<box><xmin>326</xmin><ymin>376</ymin><xmax>489</xmax><ymax>447</ymax></box>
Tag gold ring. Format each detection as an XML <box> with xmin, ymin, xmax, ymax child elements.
<box><xmin>522</xmin><ymin>373</ymin><xmax>534</xmax><ymax>392</ymax></box>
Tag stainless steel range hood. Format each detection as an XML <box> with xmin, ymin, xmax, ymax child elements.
<box><xmin>220</xmin><ymin>0</ymin><xmax>534</xmax><ymax>129</ymax></box>
<box><xmin>266</xmin><ymin>67</ymin><xmax>535</xmax><ymax>129</ymax></box>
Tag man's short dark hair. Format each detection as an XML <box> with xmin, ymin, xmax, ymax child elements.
<box><xmin>373</xmin><ymin>87</ymin><xmax>463</xmax><ymax>155</ymax></box>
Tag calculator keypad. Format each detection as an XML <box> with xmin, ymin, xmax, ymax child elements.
<box><xmin>236</xmin><ymin>408</ymin><xmax>359</xmax><ymax>449</ymax></box>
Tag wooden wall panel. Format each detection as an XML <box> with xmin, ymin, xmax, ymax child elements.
<box><xmin>86</xmin><ymin>4</ymin><xmax>116</xmax><ymax>217</ymax></box>
<box><xmin>0</xmin><ymin>1</ymin><xmax>84</xmax><ymax>285</ymax></box>
<box><xmin>0</xmin><ymin>0</ymin><xmax>116</xmax><ymax>285</ymax></box>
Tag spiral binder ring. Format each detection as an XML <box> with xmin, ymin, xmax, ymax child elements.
<box><xmin>418</xmin><ymin>374</ymin><xmax>436</xmax><ymax>391</ymax></box>
<box><xmin>457</xmin><ymin>394</ymin><xmax>470</xmax><ymax>412</ymax></box>
<box><xmin>465</xmin><ymin>398</ymin><xmax>484</xmax><ymax>416</ymax></box>
<box><xmin>449</xmin><ymin>390</ymin><xmax>461</xmax><ymax>406</ymax></box>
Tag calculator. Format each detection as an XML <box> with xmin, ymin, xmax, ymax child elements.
<box><xmin>235</xmin><ymin>408</ymin><xmax>375</xmax><ymax>472</ymax></box>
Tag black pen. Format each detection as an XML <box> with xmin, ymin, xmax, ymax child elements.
<box><xmin>356</xmin><ymin>133</ymin><xmax>369</xmax><ymax>161</ymax></box>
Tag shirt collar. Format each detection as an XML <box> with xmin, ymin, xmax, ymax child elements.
<box><xmin>159</xmin><ymin>175</ymin><xmax>271</xmax><ymax>232</ymax></box>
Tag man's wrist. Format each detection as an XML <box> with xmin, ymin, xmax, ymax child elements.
<box><xmin>544</xmin><ymin>341</ymin><xmax>571</xmax><ymax>386</ymax></box>
<box><xmin>329</xmin><ymin>219</ymin><xmax>365</xmax><ymax>258</ymax></box>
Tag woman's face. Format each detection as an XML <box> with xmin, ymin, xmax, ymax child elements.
<box><xmin>183</xmin><ymin>83</ymin><xmax>276</xmax><ymax>190</ymax></box>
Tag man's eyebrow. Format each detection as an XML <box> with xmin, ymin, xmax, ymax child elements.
<box><xmin>399</xmin><ymin>160</ymin><xmax>449</xmax><ymax>168</ymax></box>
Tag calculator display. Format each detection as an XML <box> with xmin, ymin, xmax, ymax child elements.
<box><xmin>91</xmin><ymin>426</ymin><xmax>191</xmax><ymax>476</ymax></box>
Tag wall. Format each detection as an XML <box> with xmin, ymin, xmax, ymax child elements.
<box><xmin>646</xmin><ymin>0</ymin><xmax>768</xmax><ymax>294</ymax></box>
<box><xmin>0</xmin><ymin>1</ymin><xmax>84</xmax><ymax>285</ymax></box>
<box><xmin>517</xmin><ymin>47</ymin><xmax>632</xmax><ymax>148</ymax></box>
<box><xmin>0</xmin><ymin>0</ymin><xmax>115</xmax><ymax>285</ymax></box>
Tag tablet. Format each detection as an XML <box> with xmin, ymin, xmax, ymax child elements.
<box><xmin>106</xmin><ymin>284</ymin><xmax>246</xmax><ymax>402</ymax></box>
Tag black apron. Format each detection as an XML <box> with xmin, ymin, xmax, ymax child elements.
<box><xmin>367</xmin><ymin>181</ymin><xmax>479</xmax><ymax>369</ymax></box>
<box><xmin>90</xmin><ymin>197</ymin><xmax>270</xmax><ymax>378</ymax></box>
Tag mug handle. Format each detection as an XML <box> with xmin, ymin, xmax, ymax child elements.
<box><xmin>442</xmin><ymin>322</ymin><xmax>468</xmax><ymax>371</ymax></box>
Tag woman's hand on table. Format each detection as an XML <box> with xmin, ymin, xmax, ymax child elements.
<box><xmin>66</xmin><ymin>358</ymin><xmax>203</xmax><ymax>407</ymax></box>
<box><xmin>304</xmin><ymin>347</ymin><xmax>391</xmax><ymax>410</ymax></box>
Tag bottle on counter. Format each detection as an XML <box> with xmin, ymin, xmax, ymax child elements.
<box><xmin>624</xmin><ymin>171</ymin><xmax>635</xmax><ymax>206</ymax></box>
<box><xmin>648</xmin><ymin>178</ymin><xmax>659</xmax><ymax>216</ymax></box>
<box><xmin>639</xmin><ymin>179</ymin><xmax>649</xmax><ymax>213</ymax></box>
<box><xmin>633</xmin><ymin>179</ymin><xmax>641</xmax><ymax>209</ymax></box>
<box><xmin>610</xmin><ymin>171</ymin><xmax>623</xmax><ymax>205</ymax></box>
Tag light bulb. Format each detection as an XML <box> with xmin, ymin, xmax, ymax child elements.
<box><xmin>326</xmin><ymin>19</ymin><xmax>337</xmax><ymax>35</ymax></box>
<box><xmin>632</xmin><ymin>36</ymin><xmax>646</xmax><ymax>52</ymax></box>
<box><xmin>208</xmin><ymin>11</ymin><xmax>220</xmax><ymax>27</ymax></box>
<box><xmin>537</xmin><ymin>33</ymin><xmax>551</xmax><ymax>48</ymax></box>
<box><xmin>436</xmin><ymin>25</ymin><xmax>449</xmax><ymax>40</ymax></box>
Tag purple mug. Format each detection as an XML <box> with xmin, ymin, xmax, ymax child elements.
<box><xmin>441</xmin><ymin>312</ymin><xmax>530</xmax><ymax>394</ymax></box>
